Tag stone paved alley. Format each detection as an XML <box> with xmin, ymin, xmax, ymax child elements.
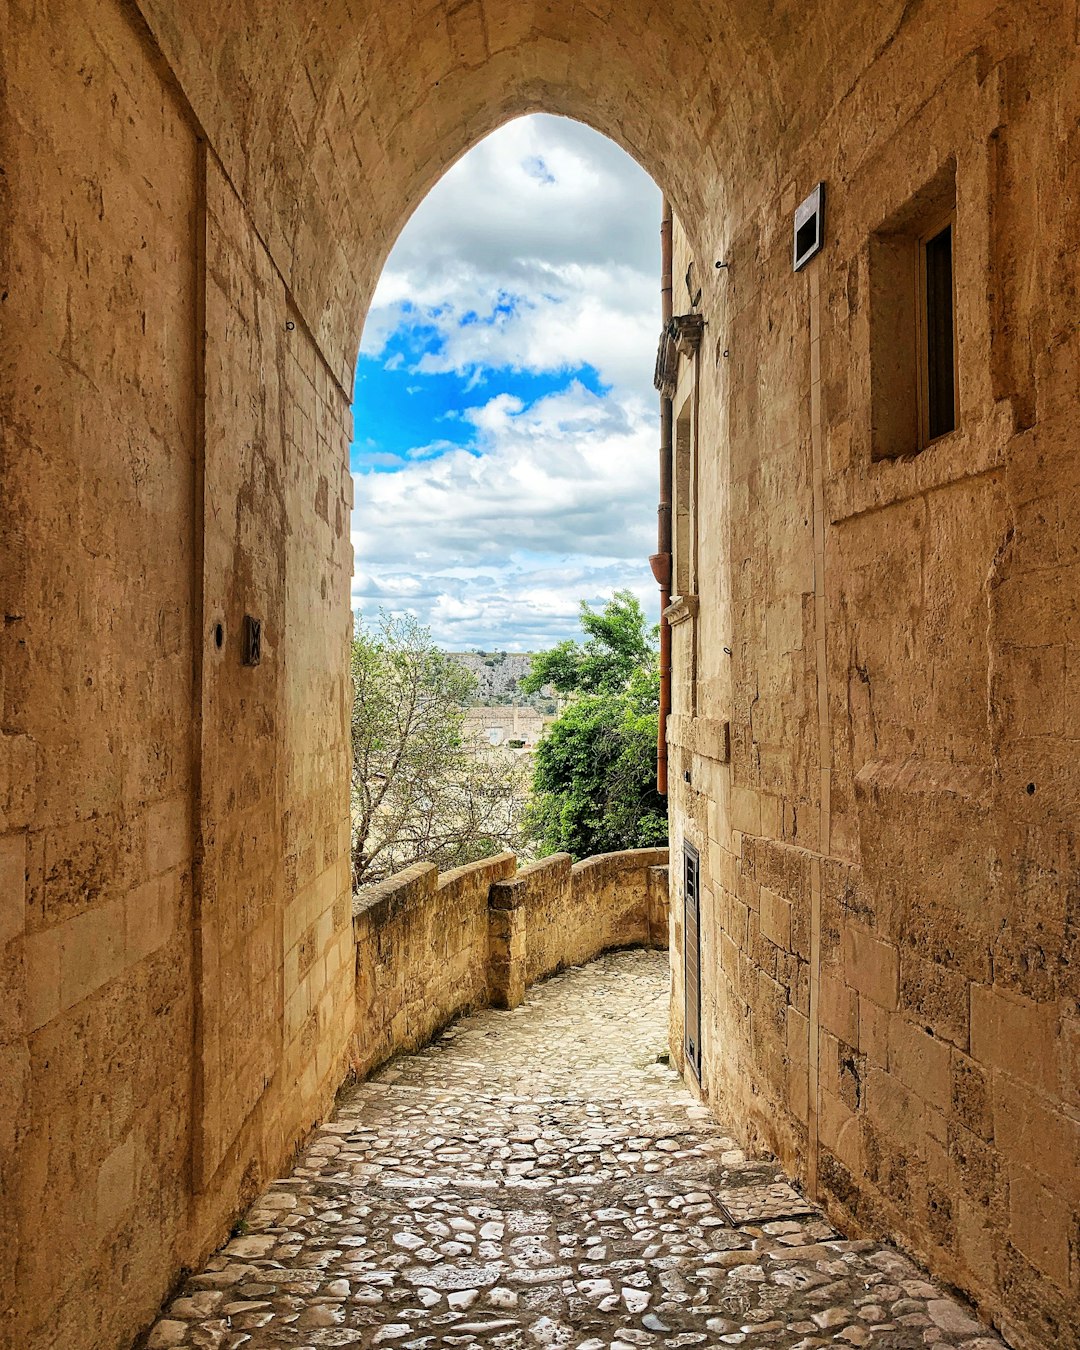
<box><xmin>145</xmin><ymin>951</ymin><xmax>1005</xmax><ymax>1350</ymax></box>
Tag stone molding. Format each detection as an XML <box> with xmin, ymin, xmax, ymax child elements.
<box><xmin>666</xmin><ymin>713</ymin><xmax>731</xmax><ymax>765</ymax></box>
<box><xmin>654</xmin><ymin>315</ymin><xmax>706</xmax><ymax>398</ymax></box>
<box><xmin>663</xmin><ymin>594</ymin><xmax>699</xmax><ymax>626</ymax></box>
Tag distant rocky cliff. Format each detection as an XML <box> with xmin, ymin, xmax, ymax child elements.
<box><xmin>447</xmin><ymin>651</ymin><xmax>553</xmax><ymax>708</ymax></box>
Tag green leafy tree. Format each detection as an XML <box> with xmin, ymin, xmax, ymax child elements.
<box><xmin>521</xmin><ymin>590</ymin><xmax>653</xmax><ymax>696</ymax></box>
<box><xmin>526</xmin><ymin>592</ymin><xmax>668</xmax><ymax>858</ymax></box>
<box><xmin>351</xmin><ymin>613</ymin><xmax>528</xmax><ymax>887</ymax></box>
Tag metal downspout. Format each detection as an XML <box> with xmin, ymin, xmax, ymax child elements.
<box><xmin>654</xmin><ymin>200</ymin><xmax>674</xmax><ymax>796</ymax></box>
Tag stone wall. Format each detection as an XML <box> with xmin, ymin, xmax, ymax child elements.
<box><xmin>352</xmin><ymin>850</ymin><xmax>669</xmax><ymax>1077</ymax></box>
<box><xmin>2</xmin><ymin>3</ymin><xmax>354</xmax><ymax>1345</ymax></box>
<box><xmin>486</xmin><ymin>850</ymin><xmax>670</xmax><ymax>988</ymax></box>
<box><xmin>663</xmin><ymin>27</ymin><xmax>1080</xmax><ymax>1347</ymax></box>
<box><xmin>1</xmin><ymin>6</ymin><xmax>200</xmax><ymax>1345</ymax></box>
<box><xmin>352</xmin><ymin>853</ymin><xmax>516</xmax><ymax>1079</ymax></box>
<box><xmin>5</xmin><ymin>3</ymin><xmax>1080</xmax><ymax>1349</ymax></box>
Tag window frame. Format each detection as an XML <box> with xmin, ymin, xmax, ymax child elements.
<box><xmin>915</xmin><ymin>208</ymin><xmax>959</xmax><ymax>451</ymax></box>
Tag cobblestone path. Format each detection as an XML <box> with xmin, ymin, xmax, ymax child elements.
<box><xmin>147</xmin><ymin>950</ymin><xmax>1005</xmax><ymax>1350</ymax></box>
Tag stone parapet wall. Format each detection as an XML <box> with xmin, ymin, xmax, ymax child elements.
<box><xmin>351</xmin><ymin>853</ymin><xmax>516</xmax><ymax>1079</ymax></box>
<box><xmin>351</xmin><ymin>849</ymin><xmax>669</xmax><ymax>1078</ymax></box>
<box><xmin>488</xmin><ymin>850</ymin><xmax>670</xmax><ymax>988</ymax></box>
<box><xmin>8</xmin><ymin>2</ymin><xmax>1078</xmax><ymax>1348</ymax></box>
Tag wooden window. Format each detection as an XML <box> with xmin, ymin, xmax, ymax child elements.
<box><xmin>919</xmin><ymin>217</ymin><xmax>957</xmax><ymax>444</ymax></box>
<box><xmin>683</xmin><ymin>841</ymin><xmax>702</xmax><ymax>1079</ymax></box>
<box><xmin>869</xmin><ymin>163</ymin><xmax>958</xmax><ymax>460</ymax></box>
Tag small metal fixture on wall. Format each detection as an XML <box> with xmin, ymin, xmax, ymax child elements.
<box><xmin>242</xmin><ymin>615</ymin><xmax>262</xmax><ymax>667</ymax></box>
<box><xmin>793</xmin><ymin>182</ymin><xmax>826</xmax><ymax>271</ymax></box>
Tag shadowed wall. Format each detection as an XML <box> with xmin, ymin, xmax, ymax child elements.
<box><xmin>1</xmin><ymin>2</ymin><xmax>1077</xmax><ymax>1346</ymax></box>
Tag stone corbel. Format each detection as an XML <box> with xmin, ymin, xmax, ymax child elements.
<box><xmin>653</xmin><ymin>314</ymin><xmax>705</xmax><ymax>397</ymax></box>
<box><xmin>653</xmin><ymin>326</ymin><xmax>679</xmax><ymax>399</ymax></box>
<box><xmin>671</xmin><ymin>313</ymin><xmax>705</xmax><ymax>360</ymax></box>
<box><xmin>663</xmin><ymin>594</ymin><xmax>699</xmax><ymax>626</ymax></box>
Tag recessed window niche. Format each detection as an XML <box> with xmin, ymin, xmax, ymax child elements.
<box><xmin>869</xmin><ymin>161</ymin><xmax>958</xmax><ymax>460</ymax></box>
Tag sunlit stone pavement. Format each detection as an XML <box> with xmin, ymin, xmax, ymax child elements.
<box><xmin>146</xmin><ymin>949</ymin><xmax>1004</xmax><ymax>1350</ymax></box>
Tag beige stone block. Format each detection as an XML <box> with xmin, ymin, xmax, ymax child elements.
<box><xmin>315</xmin><ymin>903</ymin><xmax>334</xmax><ymax>957</ymax></box>
<box><xmin>970</xmin><ymin>985</ymin><xmax>1059</xmax><ymax>1093</ymax></box>
<box><xmin>787</xmin><ymin>1056</ymin><xmax>809</xmax><ymax>1123</ymax></box>
<box><xmin>730</xmin><ymin>786</ymin><xmax>760</xmax><ymax>837</ymax></box>
<box><xmin>819</xmin><ymin>970</ymin><xmax>858</xmax><ymax>1044</ymax></box>
<box><xmin>758</xmin><ymin>886</ymin><xmax>791</xmax><ymax>951</ymax></box>
<box><xmin>284</xmin><ymin>985</ymin><xmax>307</xmax><ymax>1042</ymax></box>
<box><xmin>1059</xmin><ymin>1010</ymin><xmax>1080</xmax><ymax>1112</ymax></box>
<box><xmin>956</xmin><ymin>1196</ymin><xmax>997</xmax><ymax>1276</ymax></box>
<box><xmin>324</xmin><ymin>932</ymin><xmax>343</xmax><ymax>983</ymax></box>
<box><xmin>730</xmin><ymin>897</ymin><xmax>750</xmax><ymax>948</ymax></box>
<box><xmin>284</xmin><ymin>883</ymin><xmax>318</xmax><ymax>954</ymax></box>
<box><xmin>283</xmin><ymin>935</ymin><xmax>301</xmax><ymax>996</ymax></box>
<box><xmin>0</xmin><ymin>832</ymin><xmax>27</xmax><ymax>947</ymax></box>
<box><xmin>60</xmin><ymin>898</ymin><xmax>126</xmax><ymax>1011</ymax></box>
<box><xmin>124</xmin><ymin>874</ymin><xmax>178</xmax><ymax>967</ymax></box>
<box><xmin>924</xmin><ymin>1118</ymin><xmax>950</xmax><ymax>1181</ymax></box>
<box><xmin>842</xmin><ymin>924</ymin><xmax>898</xmax><ymax>1010</ymax></box>
<box><xmin>759</xmin><ymin>793</ymin><xmax>782</xmax><ymax>840</ymax></box>
<box><xmin>865</xmin><ymin>1067</ymin><xmax>925</xmax><ymax>1159</ymax></box>
<box><xmin>23</xmin><ymin>925</ymin><xmax>62</xmax><ymax>1031</ymax></box>
<box><xmin>145</xmin><ymin>795</ymin><xmax>191</xmax><ymax>878</ymax></box>
<box><xmin>316</xmin><ymin>858</ymin><xmax>340</xmax><ymax>909</ymax></box>
<box><xmin>992</xmin><ymin>1071</ymin><xmax>1080</xmax><ymax>1200</ymax></box>
<box><xmin>96</xmin><ymin>1132</ymin><xmax>136</xmax><ymax>1237</ymax></box>
<box><xmin>0</xmin><ymin>733</ymin><xmax>36</xmax><ymax>831</ymax></box>
<box><xmin>900</xmin><ymin>955</ymin><xmax>969</xmax><ymax>1050</ymax></box>
<box><xmin>1008</xmin><ymin>1162</ymin><xmax>1072</xmax><ymax>1290</ymax></box>
<box><xmin>787</xmin><ymin>1004</ymin><xmax>810</xmax><ymax>1061</ymax></box>
<box><xmin>819</xmin><ymin>1027</ymin><xmax>860</xmax><ymax>1111</ymax></box>
<box><xmin>819</xmin><ymin>1085</ymin><xmax>862</xmax><ymax>1172</ymax></box>
<box><xmin>718</xmin><ymin>847</ymin><xmax>737</xmax><ymax>895</ymax></box>
<box><xmin>488</xmin><ymin>906</ymin><xmax>525</xmax><ymax>1010</ymax></box>
<box><xmin>888</xmin><ymin>1016</ymin><xmax>951</xmax><ymax>1110</ymax></box>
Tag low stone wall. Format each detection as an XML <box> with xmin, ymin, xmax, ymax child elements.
<box><xmin>490</xmin><ymin>849</ymin><xmax>670</xmax><ymax>988</ymax></box>
<box><xmin>351</xmin><ymin>848</ymin><xmax>668</xmax><ymax>1076</ymax></box>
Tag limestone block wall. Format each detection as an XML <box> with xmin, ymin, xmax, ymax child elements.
<box><xmin>1</xmin><ymin>5</ymin><xmax>201</xmax><ymax>1346</ymax></box>
<box><xmin>352</xmin><ymin>850</ymin><xmax>669</xmax><ymax>1078</ymax></box>
<box><xmin>664</xmin><ymin>22</ymin><xmax>1080</xmax><ymax>1348</ymax></box>
<box><xmin>2</xmin><ymin>3</ymin><xmax>354</xmax><ymax>1346</ymax></box>
<box><xmin>351</xmin><ymin>853</ymin><xmax>517</xmax><ymax>1079</ymax></box>
<box><xmin>6</xmin><ymin>2</ymin><xmax>1080</xmax><ymax>1348</ymax></box>
<box><xmin>487</xmin><ymin>849</ymin><xmax>670</xmax><ymax>987</ymax></box>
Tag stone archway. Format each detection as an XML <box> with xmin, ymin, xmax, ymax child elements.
<box><xmin>5</xmin><ymin>3</ymin><xmax>1079</xmax><ymax>1349</ymax></box>
<box><xmin>3</xmin><ymin>7</ymin><xmax>766</xmax><ymax>1345</ymax></box>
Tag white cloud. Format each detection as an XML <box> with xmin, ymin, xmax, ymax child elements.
<box><xmin>353</xmin><ymin>382</ymin><xmax>660</xmax><ymax>647</ymax></box>
<box><xmin>353</xmin><ymin>114</ymin><xmax>663</xmax><ymax>649</ymax></box>
<box><xmin>361</xmin><ymin>114</ymin><xmax>662</xmax><ymax>397</ymax></box>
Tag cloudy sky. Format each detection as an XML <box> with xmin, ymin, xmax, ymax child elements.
<box><xmin>351</xmin><ymin>114</ymin><xmax>662</xmax><ymax>651</ymax></box>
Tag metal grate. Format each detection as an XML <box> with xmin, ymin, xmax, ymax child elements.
<box><xmin>683</xmin><ymin>841</ymin><xmax>702</xmax><ymax>1079</ymax></box>
<box><xmin>242</xmin><ymin>614</ymin><xmax>262</xmax><ymax>667</ymax></box>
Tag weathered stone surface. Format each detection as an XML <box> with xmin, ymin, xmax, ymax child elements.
<box><xmin>145</xmin><ymin>952</ymin><xmax>1004</xmax><ymax>1350</ymax></box>
<box><xmin>4</xmin><ymin>3</ymin><xmax>1078</xmax><ymax>1349</ymax></box>
<box><xmin>351</xmin><ymin>850</ymin><xmax>667</xmax><ymax>1079</ymax></box>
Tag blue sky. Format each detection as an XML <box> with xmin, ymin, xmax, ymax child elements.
<box><xmin>351</xmin><ymin>114</ymin><xmax>662</xmax><ymax>650</ymax></box>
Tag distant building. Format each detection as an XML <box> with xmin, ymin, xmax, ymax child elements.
<box><xmin>462</xmin><ymin>706</ymin><xmax>553</xmax><ymax>751</ymax></box>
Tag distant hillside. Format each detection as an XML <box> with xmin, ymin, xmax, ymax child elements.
<box><xmin>448</xmin><ymin>650</ymin><xmax>556</xmax><ymax>710</ymax></box>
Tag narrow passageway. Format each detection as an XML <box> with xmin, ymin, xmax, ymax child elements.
<box><xmin>147</xmin><ymin>952</ymin><xmax>1003</xmax><ymax>1350</ymax></box>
